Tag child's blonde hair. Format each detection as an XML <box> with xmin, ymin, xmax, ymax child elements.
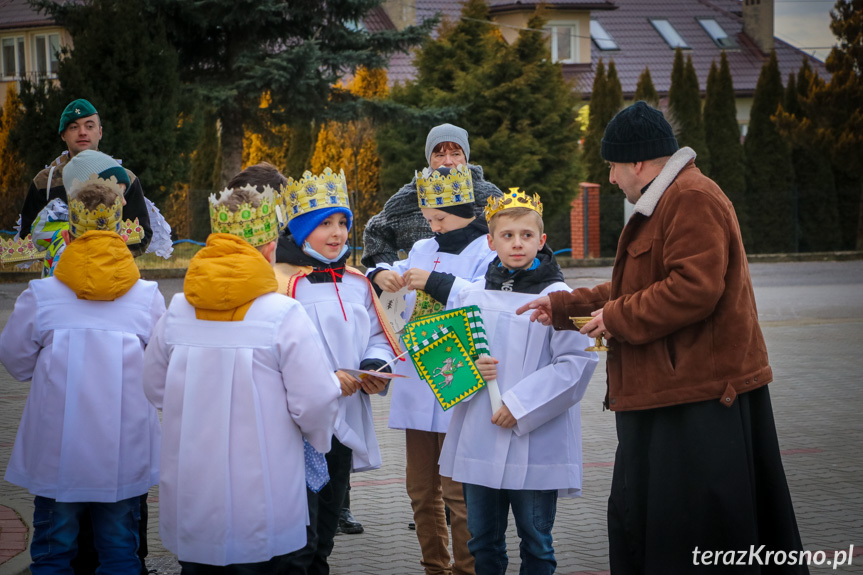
<box><xmin>488</xmin><ymin>207</ymin><xmax>544</xmax><ymax>235</ymax></box>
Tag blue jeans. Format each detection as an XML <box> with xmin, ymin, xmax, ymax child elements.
<box><xmin>30</xmin><ymin>495</ymin><xmax>142</xmax><ymax>575</ymax></box>
<box><xmin>463</xmin><ymin>483</ymin><xmax>558</xmax><ymax>575</ymax></box>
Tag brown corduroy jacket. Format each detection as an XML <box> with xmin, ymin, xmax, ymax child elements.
<box><xmin>550</xmin><ymin>159</ymin><xmax>771</xmax><ymax>411</ymax></box>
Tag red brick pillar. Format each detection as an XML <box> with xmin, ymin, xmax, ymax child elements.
<box><xmin>570</xmin><ymin>183</ymin><xmax>600</xmax><ymax>259</ymax></box>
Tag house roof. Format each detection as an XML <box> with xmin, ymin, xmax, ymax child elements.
<box><xmin>571</xmin><ymin>0</ymin><xmax>829</xmax><ymax>97</ymax></box>
<box><xmin>488</xmin><ymin>0</ymin><xmax>617</xmax><ymax>14</ymax></box>
<box><xmin>372</xmin><ymin>0</ymin><xmax>830</xmax><ymax>96</ymax></box>
<box><xmin>0</xmin><ymin>0</ymin><xmax>55</xmax><ymax>30</ymax></box>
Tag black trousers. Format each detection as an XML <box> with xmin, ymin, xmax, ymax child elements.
<box><xmin>282</xmin><ymin>437</ymin><xmax>353</xmax><ymax>575</ymax></box>
<box><xmin>608</xmin><ymin>385</ymin><xmax>808</xmax><ymax>575</ymax></box>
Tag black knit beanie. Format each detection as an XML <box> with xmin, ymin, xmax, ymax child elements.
<box><xmin>601</xmin><ymin>101</ymin><xmax>679</xmax><ymax>162</ymax></box>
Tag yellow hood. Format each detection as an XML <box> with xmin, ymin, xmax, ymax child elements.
<box><xmin>185</xmin><ymin>233</ymin><xmax>278</xmax><ymax>321</ymax></box>
<box><xmin>54</xmin><ymin>231</ymin><xmax>140</xmax><ymax>301</ymax></box>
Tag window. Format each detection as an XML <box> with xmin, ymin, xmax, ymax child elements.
<box><xmin>591</xmin><ymin>20</ymin><xmax>618</xmax><ymax>51</ymax></box>
<box><xmin>1</xmin><ymin>36</ymin><xmax>26</xmax><ymax>79</ymax></box>
<box><xmin>543</xmin><ymin>24</ymin><xmax>577</xmax><ymax>63</ymax></box>
<box><xmin>32</xmin><ymin>34</ymin><xmax>60</xmax><ymax>77</ymax></box>
<box><xmin>698</xmin><ymin>18</ymin><xmax>737</xmax><ymax>48</ymax></box>
<box><xmin>650</xmin><ymin>19</ymin><xmax>689</xmax><ymax>49</ymax></box>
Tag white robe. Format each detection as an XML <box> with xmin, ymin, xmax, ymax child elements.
<box><xmin>290</xmin><ymin>272</ymin><xmax>394</xmax><ymax>472</ymax></box>
<box><xmin>439</xmin><ymin>282</ymin><xmax>599</xmax><ymax>496</ymax></box>
<box><xmin>0</xmin><ymin>278</ymin><xmax>165</xmax><ymax>502</ymax></box>
<box><xmin>369</xmin><ymin>235</ymin><xmax>496</xmax><ymax>432</ymax></box>
<box><xmin>142</xmin><ymin>293</ymin><xmax>341</xmax><ymax>566</ymax></box>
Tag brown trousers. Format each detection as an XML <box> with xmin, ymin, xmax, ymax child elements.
<box><xmin>405</xmin><ymin>429</ymin><xmax>475</xmax><ymax>575</ymax></box>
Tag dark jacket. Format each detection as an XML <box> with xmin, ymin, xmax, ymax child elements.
<box><xmin>549</xmin><ymin>155</ymin><xmax>771</xmax><ymax>411</ymax></box>
<box><xmin>20</xmin><ymin>153</ymin><xmax>152</xmax><ymax>256</ymax></box>
<box><xmin>361</xmin><ymin>164</ymin><xmax>501</xmax><ymax>267</ymax></box>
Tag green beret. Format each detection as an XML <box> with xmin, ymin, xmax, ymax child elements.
<box><xmin>58</xmin><ymin>99</ymin><xmax>98</xmax><ymax>134</ymax></box>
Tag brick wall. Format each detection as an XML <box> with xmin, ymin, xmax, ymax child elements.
<box><xmin>571</xmin><ymin>183</ymin><xmax>600</xmax><ymax>258</ymax></box>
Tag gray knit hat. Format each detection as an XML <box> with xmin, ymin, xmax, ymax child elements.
<box><xmin>601</xmin><ymin>101</ymin><xmax>679</xmax><ymax>163</ymax></box>
<box><xmin>63</xmin><ymin>150</ymin><xmax>130</xmax><ymax>194</ymax></box>
<box><xmin>425</xmin><ymin>123</ymin><xmax>470</xmax><ymax>165</ymax></box>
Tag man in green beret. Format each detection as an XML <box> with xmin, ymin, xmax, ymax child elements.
<box><xmin>16</xmin><ymin>98</ymin><xmax>152</xmax><ymax>255</ymax></box>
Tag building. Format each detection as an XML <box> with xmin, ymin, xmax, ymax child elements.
<box><xmin>372</xmin><ymin>0</ymin><xmax>830</xmax><ymax>133</ymax></box>
<box><xmin>0</xmin><ymin>0</ymin><xmax>71</xmax><ymax>108</ymax></box>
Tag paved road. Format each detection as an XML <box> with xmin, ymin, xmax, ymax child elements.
<box><xmin>1</xmin><ymin>260</ymin><xmax>862</xmax><ymax>574</ymax></box>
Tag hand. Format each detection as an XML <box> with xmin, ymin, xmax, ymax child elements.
<box><xmin>359</xmin><ymin>374</ymin><xmax>388</xmax><ymax>395</ymax></box>
<box><xmin>581</xmin><ymin>309</ymin><xmax>613</xmax><ymax>340</ymax></box>
<box><xmin>403</xmin><ymin>268</ymin><xmax>431</xmax><ymax>291</ymax></box>
<box><xmin>374</xmin><ymin>270</ymin><xmax>406</xmax><ymax>293</ymax></box>
<box><xmin>491</xmin><ymin>404</ymin><xmax>517</xmax><ymax>428</ymax></box>
<box><xmin>516</xmin><ymin>295</ymin><xmax>553</xmax><ymax>326</ymax></box>
<box><xmin>336</xmin><ymin>370</ymin><xmax>361</xmax><ymax>397</ymax></box>
<box><xmin>474</xmin><ymin>356</ymin><xmax>498</xmax><ymax>381</ymax></box>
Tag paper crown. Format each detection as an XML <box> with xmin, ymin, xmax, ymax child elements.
<box><xmin>485</xmin><ymin>187</ymin><xmax>543</xmax><ymax>221</ymax></box>
<box><xmin>66</xmin><ymin>174</ymin><xmax>126</xmax><ymax>238</ymax></box>
<box><xmin>0</xmin><ymin>219</ymin><xmax>144</xmax><ymax>265</ymax></box>
<box><xmin>416</xmin><ymin>165</ymin><xmax>474</xmax><ymax>209</ymax></box>
<box><xmin>282</xmin><ymin>167</ymin><xmax>350</xmax><ymax>223</ymax></box>
<box><xmin>209</xmin><ymin>185</ymin><xmax>281</xmax><ymax>246</ymax></box>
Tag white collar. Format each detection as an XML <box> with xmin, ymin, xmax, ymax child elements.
<box><xmin>633</xmin><ymin>147</ymin><xmax>697</xmax><ymax>217</ymax></box>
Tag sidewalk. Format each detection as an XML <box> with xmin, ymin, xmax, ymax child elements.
<box><xmin>1</xmin><ymin>261</ymin><xmax>862</xmax><ymax>574</ymax></box>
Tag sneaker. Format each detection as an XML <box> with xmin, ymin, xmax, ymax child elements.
<box><xmin>338</xmin><ymin>508</ymin><xmax>364</xmax><ymax>535</ymax></box>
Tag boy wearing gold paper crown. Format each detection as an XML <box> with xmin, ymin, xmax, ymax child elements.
<box><xmin>275</xmin><ymin>167</ymin><xmax>401</xmax><ymax>573</ymax></box>
<box><xmin>438</xmin><ymin>191</ymin><xmax>598</xmax><ymax>575</ymax></box>
<box><xmin>367</xmin><ymin>164</ymin><xmax>496</xmax><ymax>575</ymax></box>
<box><xmin>0</xmin><ymin>176</ymin><xmax>165</xmax><ymax>574</ymax></box>
<box><xmin>141</xmin><ymin>183</ymin><xmax>341</xmax><ymax>572</ymax></box>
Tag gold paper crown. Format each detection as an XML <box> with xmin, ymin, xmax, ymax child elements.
<box><xmin>485</xmin><ymin>187</ymin><xmax>543</xmax><ymax>221</ymax></box>
<box><xmin>283</xmin><ymin>167</ymin><xmax>350</xmax><ymax>222</ymax></box>
<box><xmin>416</xmin><ymin>164</ymin><xmax>474</xmax><ymax>209</ymax></box>
<box><xmin>0</xmin><ymin>219</ymin><xmax>144</xmax><ymax>265</ymax></box>
<box><xmin>0</xmin><ymin>235</ymin><xmax>41</xmax><ymax>263</ymax></box>
<box><xmin>209</xmin><ymin>185</ymin><xmax>281</xmax><ymax>246</ymax></box>
<box><xmin>67</xmin><ymin>174</ymin><xmax>126</xmax><ymax>238</ymax></box>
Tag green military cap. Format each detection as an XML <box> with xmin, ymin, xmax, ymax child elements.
<box><xmin>58</xmin><ymin>99</ymin><xmax>99</xmax><ymax>134</ymax></box>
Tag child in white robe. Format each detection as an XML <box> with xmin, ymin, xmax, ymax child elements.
<box><xmin>142</xmin><ymin>184</ymin><xmax>341</xmax><ymax>572</ymax></box>
<box><xmin>439</xmin><ymin>191</ymin><xmax>599</xmax><ymax>575</ymax></box>
<box><xmin>367</xmin><ymin>164</ymin><xmax>495</xmax><ymax>575</ymax></box>
<box><xmin>275</xmin><ymin>167</ymin><xmax>400</xmax><ymax>573</ymax></box>
<box><xmin>0</xmin><ymin>177</ymin><xmax>164</xmax><ymax>574</ymax></box>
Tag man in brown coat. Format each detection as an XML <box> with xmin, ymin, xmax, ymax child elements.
<box><xmin>518</xmin><ymin>101</ymin><xmax>808</xmax><ymax>574</ymax></box>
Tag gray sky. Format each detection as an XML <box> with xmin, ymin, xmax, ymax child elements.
<box><xmin>774</xmin><ymin>0</ymin><xmax>838</xmax><ymax>62</ymax></box>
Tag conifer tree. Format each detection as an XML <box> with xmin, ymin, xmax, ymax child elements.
<box><xmin>744</xmin><ymin>51</ymin><xmax>793</xmax><ymax>253</ymax></box>
<box><xmin>773</xmin><ymin>60</ymin><xmax>840</xmax><ymax>251</ymax></box>
<box><xmin>26</xmin><ymin>0</ymin><xmax>182</xmax><ymax>205</ymax></box>
<box><xmin>704</xmin><ymin>52</ymin><xmax>746</xmax><ymax>237</ymax></box>
<box><xmin>188</xmin><ymin>112</ymin><xmax>221</xmax><ymax>241</ymax></box>
<box><xmin>594</xmin><ymin>60</ymin><xmax>625</xmax><ymax>256</ymax></box>
<box><xmin>805</xmin><ymin>0</ymin><xmax>863</xmax><ymax>249</ymax></box>
<box><xmin>378</xmin><ymin>0</ymin><xmax>582</xmax><ymax>249</ymax></box>
<box><xmin>0</xmin><ymin>86</ymin><xmax>28</xmax><ymax>230</ymax></box>
<box><xmin>634</xmin><ymin>68</ymin><xmax>659</xmax><ymax>107</ymax></box>
<box><xmin>149</xmin><ymin>0</ymin><xmax>434</xmax><ymax>187</ymax></box>
<box><xmin>668</xmin><ymin>49</ymin><xmax>709</xmax><ymax>175</ymax></box>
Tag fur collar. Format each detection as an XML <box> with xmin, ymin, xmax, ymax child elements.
<box><xmin>633</xmin><ymin>147</ymin><xmax>697</xmax><ymax>217</ymax></box>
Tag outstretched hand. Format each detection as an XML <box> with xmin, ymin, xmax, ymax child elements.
<box><xmin>515</xmin><ymin>295</ymin><xmax>553</xmax><ymax>326</ymax></box>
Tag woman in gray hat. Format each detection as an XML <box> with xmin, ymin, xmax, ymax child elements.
<box><xmin>361</xmin><ymin>124</ymin><xmax>502</xmax><ymax>267</ymax></box>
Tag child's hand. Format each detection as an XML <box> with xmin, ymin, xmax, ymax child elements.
<box><xmin>359</xmin><ymin>374</ymin><xmax>388</xmax><ymax>395</ymax></box>
<box><xmin>403</xmin><ymin>268</ymin><xmax>431</xmax><ymax>291</ymax></box>
<box><xmin>475</xmin><ymin>356</ymin><xmax>498</xmax><ymax>381</ymax></box>
<box><xmin>492</xmin><ymin>404</ymin><xmax>517</xmax><ymax>428</ymax></box>
<box><xmin>336</xmin><ymin>370</ymin><xmax>361</xmax><ymax>396</ymax></box>
<box><xmin>374</xmin><ymin>270</ymin><xmax>406</xmax><ymax>293</ymax></box>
